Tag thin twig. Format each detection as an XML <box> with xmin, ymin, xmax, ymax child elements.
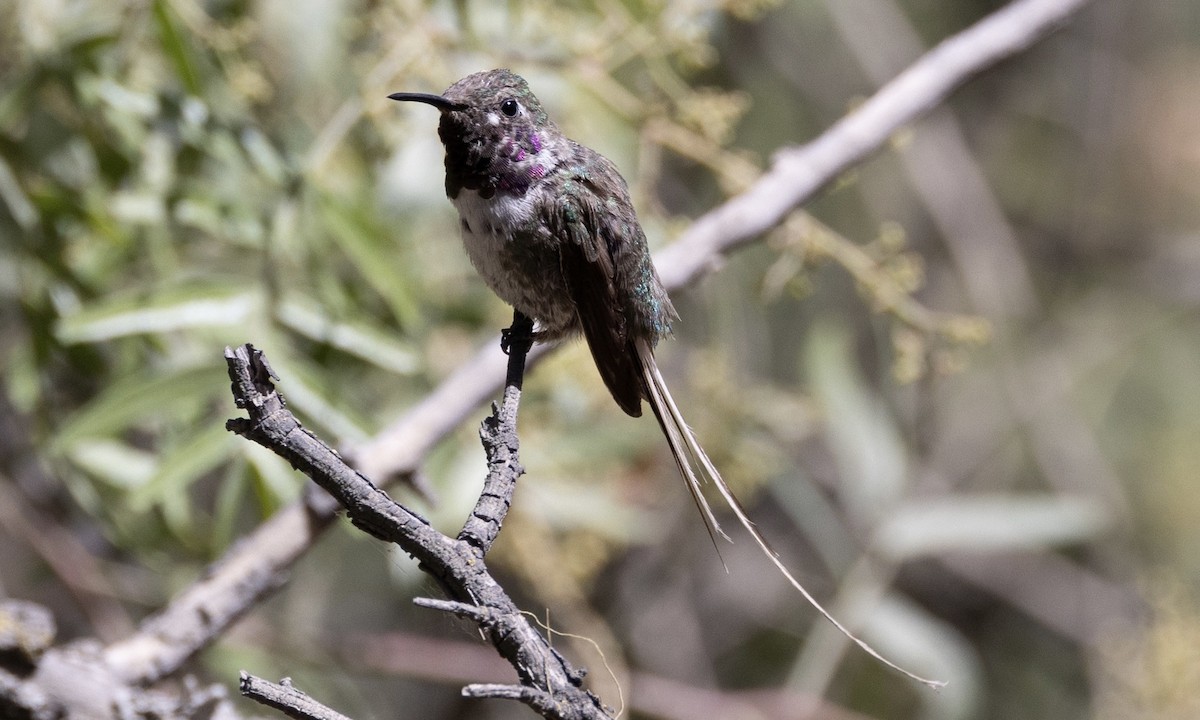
<box><xmin>239</xmin><ymin>674</ymin><xmax>354</xmax><ymax>720</ymax></box>
<box><xmin>413</xmin><ymin>597</ymin><xmax>496</xmax><ymax>623</ymax></box>
<box><xmin>463</xmin><ymin>684</ymin><xmax>569</xmax><ymax>719</ymax></box>
<box><xmin>458</xmin><ymin>310</ymin><xmax>534</xmax><ymax>556</ymax></box>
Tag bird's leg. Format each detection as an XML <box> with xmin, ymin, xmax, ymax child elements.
<box><xmin>500</xmin><ymin>310</ymin><xmax>535</xmax><ymax>357</ymax></box>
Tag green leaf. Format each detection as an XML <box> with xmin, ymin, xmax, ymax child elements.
<box><xmin>277</xmin><ymin>300</ymin><xmax>419</xmax><ymax>375</ymax></box>
<box><xmin>0</xmin><ymin>156</ymin><xmax>37</xmax><ymax>230</ymax></box>
<box><xmin>264</xmin><ymin>353</ymin><xmax>371</xmax><ymax>445</ymax></box>
<box><xmin>55</xmin><ymin>285</ymin><xmax>260</xmax><ymax>343</ymax></box>
<box><xmin>520</xmin><ymin>475</ymin><xmax>656</xmax><ymax>541</ymax></box>
<box><xmin>863</xmin><ymin>595</ymin><xmax>982</xmax><ymax>720</ymax></box>
<box><xmin>129</xmin><ymin>422</ymin><xmax>236</xmax><ymax>512</ymax></box>
<box><xmin>244</xmin><ymin>443</ymin><xmax>304</xmax><ymax>508</ymax></box>
<box><xmin>319</xmin><ymin>198</ymin><xmax>422</xmax><ymax>330</ymax></box>
<box><xmin>806</xmin><ymin>321</ymin><xmax>908</xmax><ymax>523</ymax></box>
<box><xmin>240</xmin><ymin>128</ymin><xmax>288</xmax><ymax>185</ymax></box>
<box><xmin>212</xmin><ymin>457</ymin><xmax>249</xmax><ymax>552</ymax></box>
<box><xmin>874</xmin><ymin>494</ymin><xmax>1110</xmax><ymax>560</ymax></box>
<box><xmin>51</xmin><ymin>363</ymin><xmax>229</xmax><ymax>452</ymax></box>
<box><xmin>152</xmin><ymin>0</ymin><xmax>200</xmax><ymax>95</ymax></box>
<box><xmin>68</xmin><ymin>440</ymin><xmax>157</xmax><ymax>490</ymax></box>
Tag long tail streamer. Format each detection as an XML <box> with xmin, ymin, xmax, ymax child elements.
<box><xmin>637</xmin><ymin>339</ymin><xmax>945</xmax><ymax>689</ymax></box>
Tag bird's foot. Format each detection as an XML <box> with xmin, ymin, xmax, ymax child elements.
<box><xmin>500</xmin><ymin>312</ymin><xmax>535</xmax><ymax>356</ymax></box>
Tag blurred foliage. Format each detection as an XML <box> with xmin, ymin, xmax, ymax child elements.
<box><xmin>1096</xmin><ymin>578</ymin><xmax>1200</xmax><ymax>720</ymax></box>
<box><xmin>1</xmin><ymin>0</ymin><xmax>1197</xmax><ymax>719</ymax></box>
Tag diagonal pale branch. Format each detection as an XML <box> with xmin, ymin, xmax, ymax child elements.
<box><xmin>99</xmin><ymin>0</ymin><xmax>1094</xmax><ymax>686</ymax></box>
<box><xmin>652</xmin><ymin>0</ymin><xmax>1094</xmax><ymax>288</ymax></box>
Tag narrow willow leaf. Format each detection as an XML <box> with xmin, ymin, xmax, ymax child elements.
<box><xmin>51</xmin><ymin>364</ymin><xmax>229</xmax><ymax>451</ymax></box>
<box><xmin>807</xmin><ymin>321</ymin><xmax>908</xmax><ymax>522</ymax></box>
<box><xmin>152</xmin><ymin>0</ymin><xmax>200</xmax><ymax>94</ymax></box>
<box><xmin>0</xmin><ymin>156</ymin><xmax>37</xmax><ymax>230</ymax></box>
<box><xmin>129</xmin><ymin>423</ymin><xmax>236</xmax><ymax>512</ymax></box>
<box><xmin>56</xmin><ymin>286</ymin><xmax>259</xmax><ymax>343</ymax></box>
<box><xmin>68</xmin><ymin>440</ymin><xmax>157</xmax><ymax>490</ymax></box>
<box><xmin>262</xmin><ymin>353</ymin><xmax>371</xmax><ymax>445</ymax></box>
<box><xmin>212</xmin><ymin>458</ymin><xmax>249</xmax><ymax>552</ymax></box>
<box><xmin>320</xmin><ymin>198</ymin><xmax>422</xmax><ymax>329</ymax></box>
<box><xmin>243</xmin><ymin>443</ymin><xmax>304</xmax><ymax>507</ymax></box>
<box><xmin>277</xmin><ymin>300</ymin><xmax>419</xmax><ymax>374</ymax></box>
<box><xmin>876</xmin><ymin>494</ymin><xmax>1110</xmax><ymax>560</ymax></box>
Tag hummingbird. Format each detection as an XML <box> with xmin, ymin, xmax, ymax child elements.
<box><xmin>389</xmin><ymin>68</ymin><xmax>733</xmax><ymax>540</ymax></box>
<box><xmin>389</xmin><ymin>69</ymin><xmax>941</xmax><ymax>687</ymax></box>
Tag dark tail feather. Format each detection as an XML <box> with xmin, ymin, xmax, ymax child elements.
<box><xmin>640</xmin><ymin>352</ymin><xmax>730</xmax><ymax>551</ymax></box>
<box><xmin>636</xmin><ymin>339</ymin><xmax>945</xmax><ymax>690</ymax></box>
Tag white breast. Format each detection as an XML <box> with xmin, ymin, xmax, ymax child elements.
<box><xmin>451</xmin><ymin>188</ymin><xmax>546</xmax><ymax>308</ymax></box>
<box><xmin>452</xmin><ymin>189</ymin><xmax>536</xmax><ymax>238</ymax></box>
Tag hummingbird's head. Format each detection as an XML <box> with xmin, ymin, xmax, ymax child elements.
<box><xmin>389</xmin><ymin>69</ymin><xmax>560</xmax><ymax>199</ymax></box>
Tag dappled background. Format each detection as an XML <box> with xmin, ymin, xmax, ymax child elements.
<box><xmin>1</xmin><ymin>0</ymin><xmax>1197</xmax><ymax>718</ymax></box>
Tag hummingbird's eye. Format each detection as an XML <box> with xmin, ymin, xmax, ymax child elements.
<box><xmin>500</xmin><ymin>99</ymin><xmax>520</xmax><ymax>117</ymax></box>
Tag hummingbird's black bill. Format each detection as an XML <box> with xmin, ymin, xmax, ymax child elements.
<box><xmin>387</xmin><ymin>92</ymin><xmax>465</xmax><ymax>112</ymax></box>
